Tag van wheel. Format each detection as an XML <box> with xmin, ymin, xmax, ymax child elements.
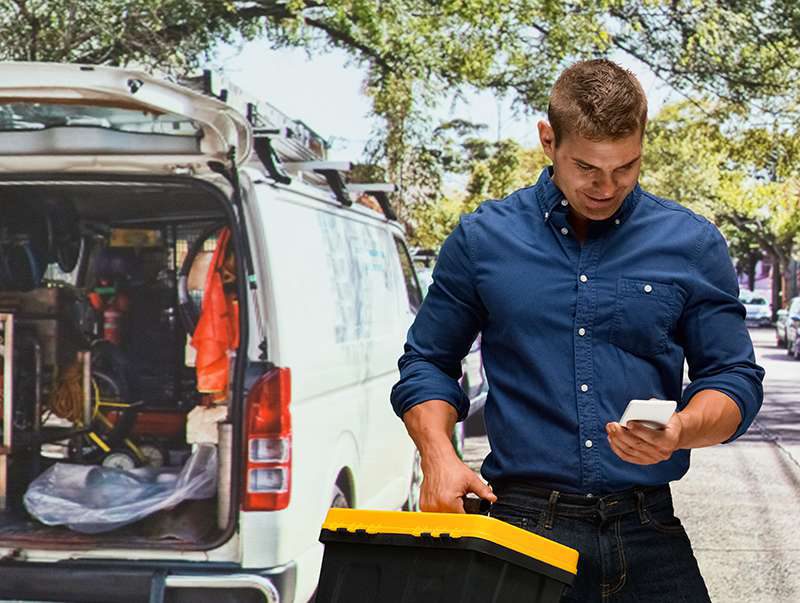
<box><xmin>402</xmin><ymin>450</ymin><xmax>422</xmax><ymax>512</ymax></box>
<box><xmin>308</xmin><ymin>483</ymin><xmax>351</xmax><ymax>603</ymax></box>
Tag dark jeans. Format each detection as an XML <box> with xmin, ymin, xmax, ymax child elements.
<box><xmin>488</xmin><ymin>481</ymin><xmax>711</xmax><ymax>603</ymax></box>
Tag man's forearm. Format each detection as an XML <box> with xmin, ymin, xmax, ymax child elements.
<box><xmin>677</xmin><ymin>389</ymin><xmax>743</xmax><ymax>449</ymax></box>
<box><xmin>402</xmin><ymin>399</ymin><xmax>459</xmax><ymax>464</ymax></box>
<box><xmin>402</xmin><ymin>399</ymin><xmax>496</xmax><ymax>511</ymax></box>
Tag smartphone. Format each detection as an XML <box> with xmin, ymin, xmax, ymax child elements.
<box><xmin>619</xmin><ymin>398</ymin><xmax>677</xmax><ymax>430</ymax></box>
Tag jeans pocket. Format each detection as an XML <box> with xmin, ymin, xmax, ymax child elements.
<box><xmin>645</xmin><ymin>501</ymin><xmax>687</xmax><ymax>536</ymax></box>
<box><xmin>489</xmin><ymin>501</ymin><xmax>544</xmax><ymax>533</ymax></box>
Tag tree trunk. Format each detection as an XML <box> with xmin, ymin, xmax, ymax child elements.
<box><xmin>771</xmin><ymin>252</ymin><xmax>782</xmax><ymax>319</ymax></box>
<box><xmin>788</xmin><ymin>259</ymin><xmax>799</xmax><ymax>300</ymax></box>
<box><xmin>782</xmin><ymin>260</ymin><xmax>797</xmax><ymax>309</ymax></box>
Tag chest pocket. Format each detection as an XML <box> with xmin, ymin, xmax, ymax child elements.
<box><xmin>610</xmin><ymin>278</ymin><xmax>683</xmax><ymax>357</ymax></box>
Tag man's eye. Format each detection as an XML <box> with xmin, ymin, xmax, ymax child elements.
<box><xmin>577</xmin><ymin>164</ymin><xmax>593</xmax><ymax>172</ymax></box>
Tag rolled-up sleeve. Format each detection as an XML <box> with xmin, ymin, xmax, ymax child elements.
<box><xmin>679</xmin><ymin>222</ymin><xmax>765</xmax><ymax>442</ymax></box>
<box><xmin>390</xmin><ymin>216</ymin><xmax>488</xmax><ymax>421</ymax></box>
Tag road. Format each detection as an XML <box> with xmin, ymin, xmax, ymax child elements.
<box><xmin>463</xmin><ymin>327</ymin><xmax>800</xmax><ymax>603</ymax></box>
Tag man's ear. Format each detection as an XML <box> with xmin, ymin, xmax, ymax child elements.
<box><xmin>538</xmin><ymin>120</ymin><xmax>556</xmax><ymax>161</ymax></box>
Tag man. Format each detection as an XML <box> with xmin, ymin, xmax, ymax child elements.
<box><xmin>390</xmin><ymin>59</ymin><xmax>764</xmax><ymax>602</ymax></box>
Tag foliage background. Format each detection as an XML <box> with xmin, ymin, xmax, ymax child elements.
<box><xmin>1</xmin><ymin>0</ymin><xmax>799</xmax><ymax>305</ymax></box>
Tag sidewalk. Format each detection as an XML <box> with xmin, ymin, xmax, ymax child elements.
<box><xmin>673</xmin><ymin>439</ymin><xmax>800</xmax><ymax>603</ymax></box>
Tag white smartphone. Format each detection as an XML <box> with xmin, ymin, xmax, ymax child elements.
<box><xmin>619</xmin><ymin>398</ymin><xmax>677</xmax><ymax>430</ymax></box>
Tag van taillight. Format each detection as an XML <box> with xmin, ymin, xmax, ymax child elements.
<box><xmin>243</xmin><ymin>367</ymin><xmax>291</xmax><ymax>511</ymax></box>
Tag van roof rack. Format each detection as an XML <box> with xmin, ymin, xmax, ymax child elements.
<box><xmin>411</xmin><ymin>248</ymin><xmax>438</xmax><ymax>267</ymax></box>
<box><xmin>182</xmin><ymin>70</ymin><xmax>329</xmax><ymax>162</ymax></box>
<box><xmin>182</xmin><ymin>70</ymin><xmax>399</xmax><ymax>221</ymax></box>
<box><xmin>282</xmin><ymin>161</ymin><xmax>352</xmax><ymax>206</ymax></box>
<box><xmin>347</xmin><ymin>184</ymin><xmax>399</xmax><ymax>221</ymax></box>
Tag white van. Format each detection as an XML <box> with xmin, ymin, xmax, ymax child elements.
<box><xmin>0</xmin><ymin>63</ymin><xmax>430</xmax><ymax>603</ymax></box>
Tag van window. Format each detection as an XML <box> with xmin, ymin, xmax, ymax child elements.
<box><xmin>0</xmin><ymin>102</ymin><xmax>200</xmax><ymax>137</ymax></box>
<box><xmin>393</xmin><ymin>237</ymin><xmax>422</xmax><ymax>311</ymax></box>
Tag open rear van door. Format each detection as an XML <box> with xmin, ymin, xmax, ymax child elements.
<box><xmin>0</xmin><ymin>62</ymin><xmax>251</xmax><ymax>173</ymax></box>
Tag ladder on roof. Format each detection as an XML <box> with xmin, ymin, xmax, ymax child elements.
<box><xmin>181</xmin><ymin>70</ymin><xmax>399</xmax><ymax>221</ymax></box>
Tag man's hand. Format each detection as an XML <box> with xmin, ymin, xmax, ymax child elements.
<box><xmin>402</xmin><ymin>399</ymin><xmax>496</xmax><ymax>512</ymax></box>
<box><xmin>606</xmin><ymin>413</ymin><xmax>684</xmax><ymax>465</ymax></box>
<box><xmin>420</xmin><ymin>452</ymin><xmax>496</xmax><ymax>513</ymax></box>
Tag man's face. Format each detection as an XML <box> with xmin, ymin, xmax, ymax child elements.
<box><xmin>538</xmin><ymin>121</ymin><xmax>643</xmax><ymax>222</ymax></box>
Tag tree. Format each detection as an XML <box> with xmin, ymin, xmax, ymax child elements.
<box><xmin>0</xmin><ymin>2</ymin><xmax>647</xmax><ymax>205</ymax></box>
<box><xmin>463</xmin><ymin>141</ymin><xmax>549</xmax><ymax>211</ymax></box>
<box><xmin>0</xmin><ymin>1</ymin><xmax>259</xmax><ymax>71</ymax></box>
<box><xmin>5</xmin><ymin>0</ymin><xmax>800</xmax><ymax>233</ymax></box>
<box><xmin>642</xmin><ymin>101</ymin><xmax>800</xmax><ymax>312</ymax></box>
<box><xmin>607</xmin><ymin>1</ymin><xmax>800</xmax><ymax>122</ymax></box>
<box><xmin>404</xmin><ymin>128</ymin><xmax>549</xmax><ymax>248</ymax></box>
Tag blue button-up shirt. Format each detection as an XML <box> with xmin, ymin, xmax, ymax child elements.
<box><xmin>391</xmin><ymin>168</ymin><xmax>764</xmax><ymax>494</ymax></box>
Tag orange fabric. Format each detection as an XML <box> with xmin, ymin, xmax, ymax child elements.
<box><xmin>192</xmin><ymin>228</ymin><xmax>240</xmax><ymax>395</ymax></box>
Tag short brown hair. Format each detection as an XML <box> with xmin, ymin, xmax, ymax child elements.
<box><xmin>548</xmin><ymin>59</ymin><xmax>647</xmax><ymax>145</ymax></box>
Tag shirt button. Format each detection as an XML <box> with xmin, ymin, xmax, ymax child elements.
<box><xmin>580</xmin><ymin>384</ymin><xmax>589</xmax><ymax>392</ymax></box>
<box><xmin>561</xmin><ymin>199</ymin><xmax>568</xmax><ymax>206</ymax></box>
<box><xmin>560</xmin><ymin>227</ymin><xmax>569</xmax><ymax>235</ymax></box>
<box><xmin>579</xmin><ymin>274</ymin><xmax>588</xmax><ymax>283</ymax></box>
<box><xmin>578</xmin><ymin>328</ymin><xmax>586</xmax><ymax>336</ymax></box>
<box><xmin>585</xmin><ymin>439</ymin><xmax>593</xmax><ymax>448</ymax></box>
<box><xmin>614</xmin><ymin>219</ymin><xmax>620</xmax><ymax>225</ymax></box>
<box><xmin>644</xmin><ymin>284</ymin><xmax>653</xmax><ymax>293</ymax></box>
<box><xmin>544</xmin><ymin>211</ymin><xmax>550</xmax><ymax>219</ymax></box>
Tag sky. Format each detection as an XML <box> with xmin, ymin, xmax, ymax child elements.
<box><xmin>210</xmin><ymin>39</ymin><xmax>678</xmax><ymax>162</ymax></box>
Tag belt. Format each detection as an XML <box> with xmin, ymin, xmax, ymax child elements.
<box><xmin>488</xmin><ymin>480</ymin><xmax>672</xmax><ymax>523</ymax></box>
<box><xmin>490</xmin><ymin>480</ymin><xmax>670</xmax><ymax>506</ymax></box>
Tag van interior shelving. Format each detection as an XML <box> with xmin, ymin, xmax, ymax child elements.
<box><xmin>0</xmin><ymin>178</ymin><xmax>235</xmax><ymax>547</ymax></box>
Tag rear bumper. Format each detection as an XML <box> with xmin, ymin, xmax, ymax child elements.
<box><xmin>0</xmin><ymin>560</ymin><xmax>296</xmax><ymax>603</ymax></box>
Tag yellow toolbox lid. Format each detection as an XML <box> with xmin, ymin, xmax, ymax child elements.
<box><xmin>322</xmin><ymin>508</ymin><xmax>578</xmax><ymax>576</ymax></box>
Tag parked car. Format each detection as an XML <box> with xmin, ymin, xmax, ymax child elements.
<box><xmin>775</xmin><ymin>297</ymin><xmax>798</xmax><ymax>348</ymax></box>
<box><xmin>785</xmin><ymin>297</ymin><xmax>800</xmax><ymax>359</ymax></box>
<box><xmin>740</xmin><ymin>292</ymin><xmax>773</xmax><ymax>327</ymax></box>
<box><xmin>776</xmin><ymin>309</ymin><xmax>789</xmax><ymax>347</ymax></box>
<box><xmin>410</xmin><ymin>248</ymin><xmax>436</xmax><ymax>298</ymax></box>
<box><xmin>0</xmin><ymin>62</ymin><xmax>418</xmax><ymax>603</ymax></box>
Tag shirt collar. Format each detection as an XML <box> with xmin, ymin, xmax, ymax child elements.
<box><xmin>534</xmin><ymin>167</ymin><xmax>564</xmax><ymax>218</ymax></box>
<box><xmin>533</xmin><ymin>166</ymin><xmax>641</xmax><ymax>227</ymax></box>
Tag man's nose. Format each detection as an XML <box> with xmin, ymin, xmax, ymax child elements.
<box><xmin>593</xmin><ymin>172</ymin><xmax>616</xmax><ymax>196</ymax></box>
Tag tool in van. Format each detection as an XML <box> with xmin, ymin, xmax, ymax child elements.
<box><xmin>0</xmin><ymin>200</ymin><xmax>83</xmax><ymax>292</ymax></box>
<box><xmin>191</xmin><ymin>227</ymin><xmax>239</xmax><ymax>402</ymax></box>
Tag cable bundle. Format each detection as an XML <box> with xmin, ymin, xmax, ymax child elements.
<box><xmin>48</xmin><ymin>362</ymin><xmax>84</xmax><ymax>425</ymax></box>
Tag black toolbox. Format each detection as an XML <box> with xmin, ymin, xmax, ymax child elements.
<box><xmin>317</xmin><ymin>508</ymin><xmax>579</xmax><ymax>602</ymax></box>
